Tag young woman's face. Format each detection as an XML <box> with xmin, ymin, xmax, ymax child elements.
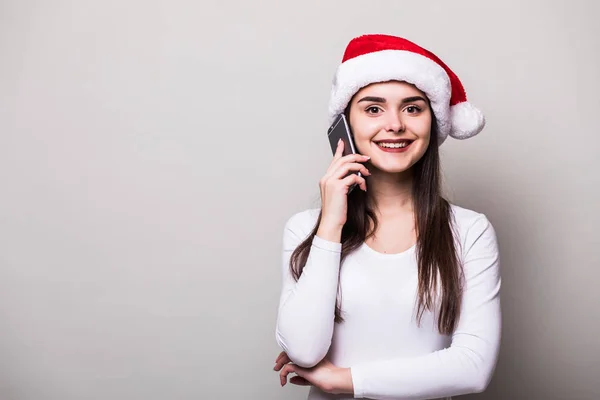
<box><xmin>347</xmin><ymin>81</ymin><xmax>432</xmax><ymax>174</ymax></box>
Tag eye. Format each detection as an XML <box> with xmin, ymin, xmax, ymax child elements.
<box><xmin>405</xmin><ymin>105</ymin><xmax>422</xmax><ymax>114</ymax></box>
<box><xmin>365</xmin><ymin>106</ymin><xmax>382</xmax><ymax>114</ymax></box>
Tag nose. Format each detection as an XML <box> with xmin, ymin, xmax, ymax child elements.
<box><xmin>384</xmin><ymin>111</ymin><xmax>405</xmax><ymax>133</ymax></box>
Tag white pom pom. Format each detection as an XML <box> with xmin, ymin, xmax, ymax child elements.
<box><xmin>449</xmin><ymin>102</ymin><xmax>486</xmax><ymax>139</ymax></box>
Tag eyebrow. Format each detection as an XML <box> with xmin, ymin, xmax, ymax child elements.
<box><xmin>356</xmin><ymin>96</ymin><xmax>428</xmax><ymax>104</ymax></box>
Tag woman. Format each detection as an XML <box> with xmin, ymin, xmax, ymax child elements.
<box><xmin>273</xmin><ymin>34</ymin><xmax>501</xmax><ymax>400</ymax></box>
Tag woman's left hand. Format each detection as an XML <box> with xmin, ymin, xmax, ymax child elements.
<box><xmin>273</xmin><ymin>351</ymin><xmax>353</xmax><ymax>395</ymax></box>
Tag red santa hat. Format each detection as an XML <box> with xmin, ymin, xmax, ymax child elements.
<box><xmin>328</xmin><ymin>34</ymin><xmax>485</xmax><ymax>144</ymax></box>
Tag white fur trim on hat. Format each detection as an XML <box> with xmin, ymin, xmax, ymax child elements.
<box><xmin>329</xmin><ymin>49</ymin><xmax>453</xmax><ymax>142</ymax></box>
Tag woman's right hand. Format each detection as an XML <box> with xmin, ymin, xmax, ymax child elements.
<box><xmin>317</xmin><ymin>140</ymin><xmax>371</xmax><ymax>241</ymax></box>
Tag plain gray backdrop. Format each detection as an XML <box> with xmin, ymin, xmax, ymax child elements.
<box><xmin>1</xmin><ymin>1</ymin><xmax>598</xmax><ymax>399</ymax></box>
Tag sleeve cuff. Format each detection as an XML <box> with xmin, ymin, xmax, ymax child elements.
<box><xmin>312</xmin><ymin>235</ymin><xmax>342</xmax><ymax>253</ymax></box>
<box><xmin>350</xmin><ymin>366</ymin><xmax>366</xmax><ymax>398</ymax></box>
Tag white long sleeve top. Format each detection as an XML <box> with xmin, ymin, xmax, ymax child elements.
<box><xmin>275</xmin><ymin>204</ymin><xmax>501</xmax><ymax>400</ymax></box>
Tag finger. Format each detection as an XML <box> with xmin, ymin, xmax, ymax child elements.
<box><xmin>324</xmin><ymin>156</ymin><xmax>370</xmax><ymax>187</ymax></box>
<box><xmin>333</xmin><ymin>162</ymin><xmax>371</xmax><ymax>180</ymax></box>
<box><xmin>326</xmin><ymin>153</ymin><xmax>370</xmax><ymax>176</ymax></box>
<box><xmin>274</xmin><ymin>353</ymin><xmax>291</xmax><ymax>371</ymax></box>
<box><xmin>323</xmin><ymin>140</ymin><xmax>345</xmax><ymax>180</ymax></box>
<box><xmin>333</xmin><ymin>139</ymin><xmax>344</xmax><ymax>160</ymax></box>
<box><xmin>279</xmin><ymin>363</ymin><xmax>295</xmax><ymax>387</ymax></box>
<box><xmin>289</xmin><ymin>376</ymin><xmax>311</xmax><ymax>386</ymax></box>
<box><xmin>275</xmin><ymin>351</ymin><xmax>288</xmax><ymax>364</ymax></box>
<box><xmin>341</xmin><ymin>174</ymin><xmax>367</xmax><ymax>192</ymax></box>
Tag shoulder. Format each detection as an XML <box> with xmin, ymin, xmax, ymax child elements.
<box><xmin>449</xmin><ymin>203</ymin><xmax>498</xmax><ymax>257</ymax></box>
<box><xmin>282</xmin><ymin>208</ymin><xmax>321</xmax><ymax>242</ymax></box>
<box><xmin>449</xmin><ymin>203</ymin><xmax>493</xmax><ymax>232</ymax></box>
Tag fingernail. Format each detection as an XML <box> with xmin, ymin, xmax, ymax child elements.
<box><xmin>338</xmin><ymin>139</ymin><xmax>342</xmax><ymax>145</ymax></box>
<box><xmin>363</xmin><ymin>155</ymin><xmax>370</xmax><ymax>159</ymax></box>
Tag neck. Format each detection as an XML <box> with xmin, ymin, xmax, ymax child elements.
<box><xmin>366</xmin><ymin>169</ymin><xmax>414</xmax><ymax>217</ymax></box>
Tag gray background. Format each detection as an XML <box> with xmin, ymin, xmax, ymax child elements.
<box><xmin>1</xmin><ymin>1</ymin><xmax>598</xmax><ymax>399</ymax></box>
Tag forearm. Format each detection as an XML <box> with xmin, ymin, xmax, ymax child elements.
<box><xmin>316</xmin><ymin>220</ymin><xmax>343</xmax><ymax>243</ymax></box>
<box><xmin>350</xmin><ymin>328</ymin><xmax>500</xmax><ymax>399</ymax></box>
<box><xmin>276</xmin><ymin>233</ymin><xmax>342</xmax><ymax>367</ymax></box>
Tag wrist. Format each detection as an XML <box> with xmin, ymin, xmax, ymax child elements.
<box><xmin>316</xmin><ymin>222</ymin><xmax>343</xmax><ymax>243</ymax></box>
<box><xmin>333</xmin><ymin>367</ymin><xmax>354</xmax><ymax>395</ymax></box>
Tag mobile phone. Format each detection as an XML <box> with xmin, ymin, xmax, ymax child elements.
<box><xmin>327</xmin><ymin>113</ymin><xmax>362</xmax><ymax>193</ymax></box>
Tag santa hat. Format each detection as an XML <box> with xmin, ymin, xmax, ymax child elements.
<box><xmin>328</xmin><ymin>34</ymin><xmax>485</xmax><ymax>144</ymax></box>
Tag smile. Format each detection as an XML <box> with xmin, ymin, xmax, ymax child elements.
<box><xmin>375</xmin><ymin>139</ymin><xmax>414</xmax><ymax>153</ymax></box>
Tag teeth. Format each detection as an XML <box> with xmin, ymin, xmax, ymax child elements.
<box><xmin>378</xmin><ymin>142</ymin><xmax>410</xmax><ymax>148</ymax></box>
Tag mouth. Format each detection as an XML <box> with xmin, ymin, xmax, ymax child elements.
<box><xmin>374</xmin><ymin>139</ymin><xmax>414</xmax><ymax>152</ymax></box>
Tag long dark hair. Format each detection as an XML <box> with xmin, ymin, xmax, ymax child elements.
<box><xmin>289</xmin><ymin>102</ymin><xmax>463</xmax><ymax>335</ymax></box>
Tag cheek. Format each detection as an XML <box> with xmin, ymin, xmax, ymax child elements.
<box><xmin>408</xmin><ymin>118</ymin><xmax>432</xmax><ymax>155</ymax></box>
<box><xmin>415</xmin><ymin>127</ymin><xmax>431</xmax><ymax>152</ymax></box>
<box><xmin>410</xmin><ymin>118</ymin><xmax>432</xmax><ymax>138</ymax></box>
<box><xmin>351</xmin><ymin>121</ymin><xmax>382</xmax><ymax>144</ymax></box>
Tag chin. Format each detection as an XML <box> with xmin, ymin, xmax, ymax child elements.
<box><xmin>370</xmin><ymin>153</ymin><xmax>423</xmax><ymax>174</ymax></box>
<box><xmin>371</xmin><ymin>161</ymin><xmax>415</xmax><ymax>174</ymax></box>
<box><xmin>383</xmin><ymin>166</ymin><xmax>414</xmax><ymax>174</ymax></box>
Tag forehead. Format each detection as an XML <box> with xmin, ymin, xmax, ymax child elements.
<box><xmin>353</xmin><ymin>80</ymin><xmax>427</xmax><ymax>101</ymax></box>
